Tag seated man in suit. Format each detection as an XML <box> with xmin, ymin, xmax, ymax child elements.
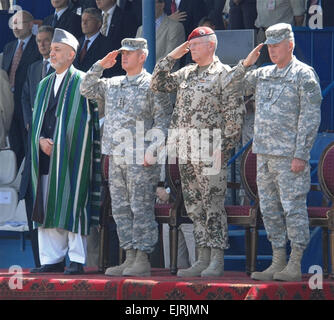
<box><xmin>20</xmin><ymin>25</ymin><xmax>55</xmax><ymax>268</ymax></box>
<box><xmin>2</xmin><ymin>10</ymin><xmax>41</xmax><ymax>168</ymax></box>
<box><xmin>43</xmin><ymin>0</ymin><xmax>82</xmax><ymax>39</ymax></box>
<box><xmin>74</xmin><ymin>8</ymin><xmax>110</xmax><ymax>76</ymax></box>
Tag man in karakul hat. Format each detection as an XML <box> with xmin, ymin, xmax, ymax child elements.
<box><xmin>30</xmin><ymin>28</ymin><xmax>101</xmax><ymax>275</ymax></box>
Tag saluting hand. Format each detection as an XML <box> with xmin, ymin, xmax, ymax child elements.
<box><xmin>99</xmin><ymin>50</ymin><xmax>119</xmax><ymax>69</ymax></box>
<box><xmin>243</xmin><ymin>43</ymin><xmax>264</xmax><ymax>68</ymax></box>
<box><xmin>168</xmin><ymin>41</ymin><xmax>190</xmax><ymax>60</ymax></box>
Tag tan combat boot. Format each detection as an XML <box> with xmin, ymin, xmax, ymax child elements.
<box><xmin>201</xmin><ymin>248</ymin><xmax>224</xmax><ymax>277</ymax></box>
<box><xmin>251</xmin><ymin>248</ymin><xmax>287</xmax><ymax>281</ymax></box>
<box><xmin>122</xmin><ymin>250</ymin><xmax>151</xmax><ymax>276</ymax></box>
<box><xmin>177</xmin><ymin>247</ymin><xmax>210</xmax><ymax>277</ymax></box>
<box><xmin>273</xmin><ymin>246</ymin><xmax>303</xmax><ymax>281</ymax></box>
<box><xmin>105</xmin><ymin>249</ymin><xmax>136</xmax><ymax>276</ymax></box>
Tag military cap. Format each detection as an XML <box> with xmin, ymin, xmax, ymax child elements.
<box><xmin>52</xmin><ymin>28</ymin><xmax>79</xmax><ymax>52</ymax></box>
<box><xmin>265</xmin><ymin>23</ymin><xmax>294</xmax><ymax>45</ymax></box>
<box><xmin>187</xmin><ymin>26</ymin><xmax>215</xmax><ymax>42</ymax></box>
<box><xmin>119</xmin><ymin>38</ymin><xmax>148</xmax><ymax>51</ymax></box>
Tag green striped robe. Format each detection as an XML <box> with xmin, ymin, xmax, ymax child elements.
<box><xmin>31</xmin><ymin>66</ymin><xmax>101</xmax><ymax>236</ymax></box>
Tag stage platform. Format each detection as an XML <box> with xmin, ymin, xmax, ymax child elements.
<box><xmin>0</xmin><ymin>268</ymin><xmax>333</xmax><ymax>300</ymax></box>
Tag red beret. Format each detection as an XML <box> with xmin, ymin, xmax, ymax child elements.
<box><xmin>187</xmin><ymin>27</ymin><xmax>215</xmax><ymax>42</ymax></box>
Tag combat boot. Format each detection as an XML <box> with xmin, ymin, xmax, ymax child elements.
<box><xmin>122</xmin><ymin>250</ymin><xmax>151</xmax><ymax>276</ymax></box>
<box><xmin>273</xmin><ymin>246</ymin><xmax>303</xmax><ymax>282</ymax></box>
<box><xmin>105</xmin><ymin>249</ymin><xmax>136</xmax><ymax>277</ymax></box>
<box><xmin>201</xmin><ymin>248</ymin><xmax>224</xmax><ymax>277</ymax></box>
<box><xmin>177</xmin><ymin>247</ymin><xmax>210</xmax><ymax>277</ymax></box>
<box><xmin>251</xmin><ymin>248</ymin><xmax>286</xmax><ymax>281</ymax></box>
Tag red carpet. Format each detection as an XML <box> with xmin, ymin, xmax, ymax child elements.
<box><xmin>0</xmin><ymin>268</ymin><xmax>333</xmax><ymax>300</ymax></box>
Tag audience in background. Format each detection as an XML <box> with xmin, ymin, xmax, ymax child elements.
<box><xmin>2</xmin><ymin>10</ymin><xmax>41</xmax><ymax>168</ymax></box>
<box><xmin>43</xmin><ymin>0</ymin><xmax>83</xmax><ymax>39</ymax></box>
<box><xmin>0</xmin><ymin>53</ymin><xmax>14</xmax><ymax>149</ymax></box>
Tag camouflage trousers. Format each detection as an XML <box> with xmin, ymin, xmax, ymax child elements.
<box><xmin>108</xmin><ymin>156</ymin><xmax>160</xmax><ymax>254</ymax></box>
<box><xmin>179</xmin><ymin>161</ymin><xmax>229</xmax><ymax>250</ymax></box>
<box><xmin>257</xmin><ymin>154</ymin><xmax>310</xmax><ymax>250</ymax></box>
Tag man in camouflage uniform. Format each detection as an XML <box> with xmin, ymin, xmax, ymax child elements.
<box><xmin>80</xmin><ymin>38</ymin><xmax>172</xmax><ymax>277</ymax></box>
<box><xmin>151</xmin><ymin>27</ymin><xmax>245</xmax><ymax>277</ymax></box>
<box><xmin>240</xmin><ymin>23</ymin><xmax>322</xmax><ymax>281</ymax></box>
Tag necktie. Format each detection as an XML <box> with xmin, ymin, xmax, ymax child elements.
<box><xmin>171</xmin><ymin>0</ymin><xmax>177</xmax><ymax>13</ymax></box>
<box><xmin>9</xmin><ymin>40</ymin><xmax>24</xmax><ymax>90</ymax></box>
<box><xmin>101</xmin><ymin>12</ymin><xmax>109</xmax><ymax>36</ymax></box>
<box><xmin>52</xmin><ymin>13</ymin><xmax>58</xmax><ymax>27</ymax></box>
<box><xmin>79</xmin><ymin>39</ymin><xmax>89</xmax><ymax>63</ymax></box>
<box><xmin>41</xmin><ymin>60</ymin><xmax>49</xmax><ymax>78</ymax></box>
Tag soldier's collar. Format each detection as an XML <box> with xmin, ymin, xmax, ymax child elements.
<box><xmin>274</xmin><ymin>56</ymin><xmax>295</xmax><ymax>78</ymax></box>
<box><xmin>122</xmin><ymin>69</ymin><xmax>146</xmax><ymax>85</ymax></box>
<box><xmin>194</xmin><ymin>56</ymin><xmax>220</xmax><ymax>75</ymax></box>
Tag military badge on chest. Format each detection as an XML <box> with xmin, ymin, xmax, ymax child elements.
<box><xmin>267</xmin><ymin>88</ymin><xmax>274</xmax><ymax>100</ymax></box>
<box><xmin>118</xmin><ymin>97</ymin><xmax>124</xmax><ymax>108</ymax></box>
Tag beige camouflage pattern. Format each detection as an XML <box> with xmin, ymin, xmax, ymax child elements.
<box><xmin>151</xmin><ymin>56</ymin><xmax>245</xmax><ymax>159</ymax></box>
<box><xmin>179</xmin><ymin>160</ymin><xmax>229</xmax><ymax>249</ymax></box>
<box><xmin>151</xmin><ymin>56</ymin><xmax>245</xmax><ymax>250</ymax></box>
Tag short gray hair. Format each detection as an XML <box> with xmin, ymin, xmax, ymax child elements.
<box><xmin>202</xmin><ymin>34</ymin><xmax>218</xmax><ymax>51</ymax></box>
<box><xmin>38</xmin><ymin>25</ymin><xmax>54</xmax><ymax>37</ymax></box>
<box><xmin>83</xmin><ymin>8</ymin><xmax>103</xmax><ymax>24</ymax></box>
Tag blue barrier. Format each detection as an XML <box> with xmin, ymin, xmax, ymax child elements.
<box><xmin>294</xmin><ymin>27</ymin><xmax>334</xmax><ymax>131</ymax></box>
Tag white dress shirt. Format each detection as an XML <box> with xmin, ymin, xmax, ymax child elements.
<box><xmin>54</xmin><ymin>68</ymin><xmax>68</xmax><ymax>96</ymax></box>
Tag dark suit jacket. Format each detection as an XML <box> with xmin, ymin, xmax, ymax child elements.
<box><xmin>102</xmin><ymin>5</ymin><xmax>138</xmax><ymax>77</ymax></box>
<box><xmin>1</xmin><ymin>36</ymin><xmax>41</xmax><ymax>141</ymax></box>
<box><xmin>43</xmin><ymin>7</ymin><xmax>83</xmax><ymax>39</ymax></box>
<box><xmin>19</xmin><ymin>60</ymin><xmax>54</xmax><ymax>200</ymax></box>
<box><xmin>70</xmin><ymin>0</ymin><xmax>97</xmax><ymax>12</ymax></box>
<box><xmin>164</xmin><ymin>0</ymin><xmax>208</xmax><ymax>37</ymax></box>
<box><xmin>105</xmin><ymin>5</ymin><xmax>138</xmax><ymax>50</ymax></box>
<box><xmin>205</xmin><ymin>0</ymin><xmax>226</xmax><ymax>29</ymax></box>
<box><xmin>21</xmin><ymin>60</ymin><xmax>54</xmax><ymax>130</ymax></box>
<box><xmin>119</xmin><ymin>0</ymin><xmax>142</xmax><ymax>28</ymax></box>
<box><xmin>74</xmin><ymin>33</ymin><xmax>109</xmax><ymax>73</ymax></box>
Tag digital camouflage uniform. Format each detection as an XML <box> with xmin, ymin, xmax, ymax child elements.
<box><xmin>239</xmin><ymin>55</ymin><xmax>322</xmax><ymax>250</ymax></box>
<box><xmin>151</xmin><ymin>55</ymin><xmax>245</xmax><ymax>250</ymax></box>
<box><xmin>80</xmin><ymin>55</ymin><xmax>172</xmax><ymax>254</ymax></box>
